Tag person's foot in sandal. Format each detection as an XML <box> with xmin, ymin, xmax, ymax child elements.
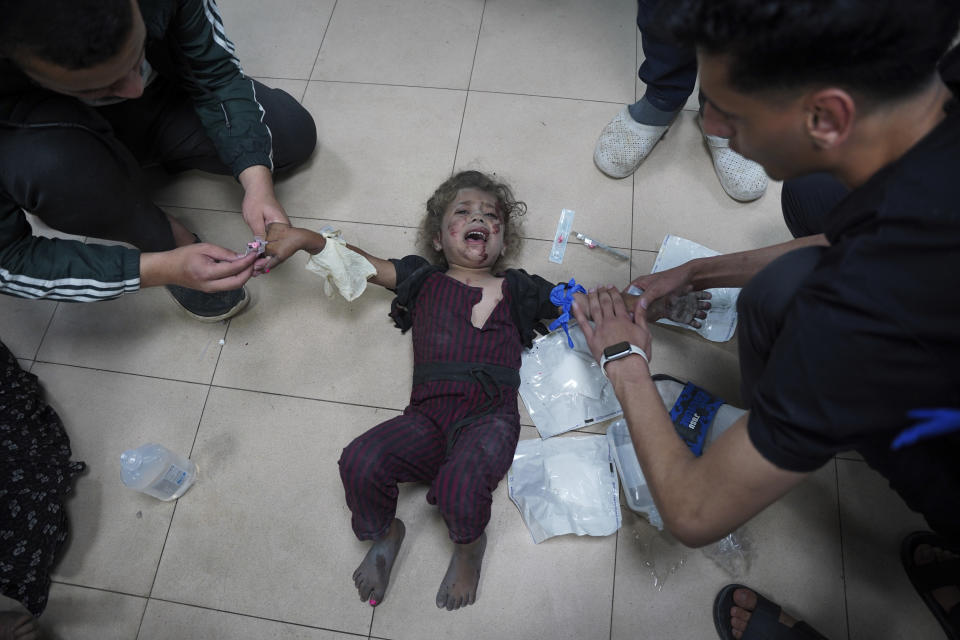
<box><xmin>901</xmin><ymin>531</ymin><xmax>960</xmax><ymax>639</ymax></box>
<box><xmin>714</xmin><ymin>583</ymin><xmax>828</xmax><ymax>639</ymax></box>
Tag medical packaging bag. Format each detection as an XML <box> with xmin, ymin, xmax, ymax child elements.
<box><xmin>508</xmin><ymin>434</ymin><xmax>622</xmax><ymax>544</ymax></box>
<box><xmin>638</xmin><ymin>234</ymin><xmax>741</xmax><ymax>342</ymax></box>
<box><xmin>519</xmin><ymin>323</ymin><xmax>623</xmax><ymax>438</ymax></box>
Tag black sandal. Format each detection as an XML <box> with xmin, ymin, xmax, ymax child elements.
<box><xmin>713</xmin><ymin>583</ymin><xmax>829</xmax><ymax>639</ymax></box>
<box><xmin>901</xmin><ymin>531</ymin><xmax>960</xmax><ymax>640</ymax></box>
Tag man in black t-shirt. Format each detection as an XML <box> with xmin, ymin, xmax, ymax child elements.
<box><xmin>573</xmin><ymin>2</ymin><xmax>960</xmax><ymax>639</ymax></box>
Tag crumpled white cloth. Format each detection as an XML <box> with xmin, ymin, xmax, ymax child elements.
<box><xmin>304</xmin><ymin>230</ymin><xmax>377</xmax><ymax>301</ymax></box>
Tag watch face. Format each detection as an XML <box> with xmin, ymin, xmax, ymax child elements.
<box><xmin>602</xmin><ymin>341</ymin><xmax>630</xmax><ymax>358</ymax></box>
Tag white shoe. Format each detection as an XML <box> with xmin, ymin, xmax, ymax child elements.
<box><xmin>701</xmin><ymin>122</ymin><xmax>768</xmax><ymax>202</ymax></box>
<box><xmin>594</xmin><ymin>106</ymin><xmax>672</xmax><ymax>178</ymax></box>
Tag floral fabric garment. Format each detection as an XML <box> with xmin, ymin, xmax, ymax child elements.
<box><xmin>0</xmin><ymin>342</ymin><xmax>85</xmax><ymax>615</ymax></box>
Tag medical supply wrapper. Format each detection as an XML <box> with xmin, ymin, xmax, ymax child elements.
<box><xmin>645</xmin><ymin>234</ymin><xmax>741</xmax><ymax>342</ymax></box>
<box><xmin>519</xmin><ymin>324</ymin><xmax>623</xmax><ymax>438</ymax></box>
<box><xmin>508</xmin><ymin>435</ymin><xmax>622</xmax><ymax>544</ymax></box>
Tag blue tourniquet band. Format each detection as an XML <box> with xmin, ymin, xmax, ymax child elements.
<box><xmin>891</xmin><ymin>408</ymin><xmax>960</xmax><ymax>450</ymax></box>
<box><xmin>668</xmin><ymin>382</ymin><xmax>724</xmax><ymax>456</ymax></box>
<box><xmin>548</xmin><ymin>278</ymin><xmax>587</xmax><ymax>348</ymax></box>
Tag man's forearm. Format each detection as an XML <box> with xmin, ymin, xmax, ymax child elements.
<box><xmin>239</xmin><ymin>165</ymin><xmax>275</xmax><ymax>198</ymax></box>
<box><xmin>609</xmin><ymin>358</ymin><xmax>809</xmax><ymax>546</ymax></box>
<box><xmin>606</xmin><ymin>358</ymin><xmax>712</xmax><ymax>541</ymax></box>
<box><xmin>687</xmin><ymin>234</ymin><xmax>828</xmax><ymax>290</ymax></box>
<box><xmin>139</xmin><ymin>251</ymin><xmax>171</xmax><ymax>289</ymax></box>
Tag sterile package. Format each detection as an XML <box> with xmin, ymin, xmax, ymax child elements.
<box><xmin>508</xmin><ymin>434</ymin><xmax>622</xmax><ymax>544</ymax></box>
<box><xmin>519</xmin><ymin>323</ymin><xmax>623</xmax><ymax>438</ymax></box>
<box><xmin>639</xmin><ymin>234</ymin><xmax>741</xmax><ymax>342</ymax></box>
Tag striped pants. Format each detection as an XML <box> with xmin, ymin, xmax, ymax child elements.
<box><xmin>338</xmin><ymin>390</ymin><xmax>520</xmax><ymax>544</ymax></box>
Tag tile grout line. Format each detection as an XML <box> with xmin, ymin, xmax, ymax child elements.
<box><xmin>137</xmin><ymin>319</ymin><xmax>227</xmax><ymax>636</ymax></box>
<box><xmin>303</xmin><ymin>0</ymin><xmax>339</xmax><ymax>97</ymax></box>
<box><xmin>629</xmin><ymin>19</ymin><xmax>640</xmax><ymax>284</ymax></box>
<box><xmin>50</xmin><ymin>578</ymin><xmax>146</xmax><ymax>600</ymax></box>
<box><xmin>368</xmin><ymin>596</ymin><xmax>376</xmax><ymax>638</ymax></box>
<box><xmin>30</xmin><ymin>300</ymin><xmax>61</xmax><ymax>361</ymax></box>
<box><xmin>135</xmin><ymin>386</ymin><xmax>212</xmax><ymax>637</ymax></box>
<box><xmin>613</xmin><ymin>31</ymin><xmax>637</xmax><ymax>637</ymax></box>
<box><xmin>292</xmin><ymin>75</ymin><xmax>642</xmax><ymax>108</ymax></box>
<box><xmin>158</xmin><ymin>205</ymin><xmax>645</xmax><ymax>251</ymax></box>
<box><xmin>449</xmin><ymin>0</ymin><xmax>487</xmax><ymax>175</ymax></box>
<box><xmin>609</xmin><ymin>527</ymin><xmax>619</xmax><ymax>640</ymax></box>
<box><xmin>834</xmin><ymin>458</ymin><xmax>852</xmax><ymax>640</ymax></box>
<box><xmin>618</xmin><ymin>12</ymin><xmax>639</xmax><ymax>611</ymax></box>
<box><xmin>53</xmin><ymin>574</ymin><xmax>377</xmax><ymax>637</ymax></box>
<box><xmin>137</xmin><ymin>592</ymin><xmax>372</xmax><ymax>638</ymax></box>
<box><xmin>26</xmin><ymin>358</ymin><xmax>408</xmax><ymax>414</ymax></box>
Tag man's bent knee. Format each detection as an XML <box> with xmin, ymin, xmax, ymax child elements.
<box><xmin>256</xmin><ymin>84</ymin><xmax>317</xmax><ymax>173</ymax></box>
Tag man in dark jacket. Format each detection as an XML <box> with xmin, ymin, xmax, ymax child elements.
<box><xmin>0</xmin><ymin>0</ymin><xmax>316</xmax><ymax>320</ymax></box>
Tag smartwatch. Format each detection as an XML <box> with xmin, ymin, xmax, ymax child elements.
<box><xmin>599</xmin><ymin>341</ymin><xmax>649</xmax><ymax>377</ymax></box>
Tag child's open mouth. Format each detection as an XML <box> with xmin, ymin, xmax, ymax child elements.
<box><xmin>464</xmin><ymin>229</ymin><xmax>489</xmax><ymax>243</ymax></box>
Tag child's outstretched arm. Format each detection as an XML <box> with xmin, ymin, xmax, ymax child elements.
<box><xmin>571</xmin><ymin>289</ymin><xmax>711</xmax><ymax>329</ymax></box>
<box><xmin>264</xmin><ymin>222</ymin><xmax>398</xmax><ymax>288</ymax></box>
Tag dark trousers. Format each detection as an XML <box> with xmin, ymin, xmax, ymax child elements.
<box><xmin>637</xmin><ymin>0</ymin><xmax>698</xmax><ymax>112</ymax></box>
<box><xmin>737</xmin><ymin>173</ymin><xmax>849</xmax><ymax>404</ymax></box>
<box><xmin>338</xmin><ymin>397</ymin><xmax>520</xmax><ymax>545</ymax></box>
<box><xmin>0</xmin><ymin>77</ymin><xmax>315</xmax><ymax>252</ymax></box>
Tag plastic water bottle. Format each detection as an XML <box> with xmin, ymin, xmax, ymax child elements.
<box><xmin>606</xmin><ymin>419</ymin><xmax>656</xmax><ymax>513</ymax></box>
<box><xmin>120</xmin><ymin>443</ymin><xmax>197</xmax><ymax>501</ymax></box>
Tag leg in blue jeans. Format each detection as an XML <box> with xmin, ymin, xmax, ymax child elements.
<box><xmin>594</xmin><ymin>0</ymin><xmax>767</xmax><ymax>201</ymax></box>
<box><xmin>636</xmin><ymin>0</ymin><xmax>698</xmax><ymax>114</ymax></box>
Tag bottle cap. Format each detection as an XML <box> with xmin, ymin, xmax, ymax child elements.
<box><xmin>120</xmin><ymin>449</ymin><xmax>142</xmax><ymax>471</ymax></box>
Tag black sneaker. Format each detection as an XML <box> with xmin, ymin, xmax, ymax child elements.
<box><xmin>165</xmin><ymin>284</ymin><xmax>249</xmax><ymax>322</ymax></box>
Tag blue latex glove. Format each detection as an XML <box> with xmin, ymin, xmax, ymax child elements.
<box><xmin>548</xmin><ymin>278</ymin><xmax>587</xmax><ymax>348</ymax></box>
<box><xmin>891</xmin><ymin>408</ymin><xmax>960</xmax><ymax>450</ymax></box>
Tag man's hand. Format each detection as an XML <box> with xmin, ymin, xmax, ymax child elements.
<box><xmin>239</xmin><ymin>165</ymin><xmax>291</xmax><ymax>274</ymax></box>
<box><xmin>140</xmin><ymin>243</ymin><xmax>257</xmax><ymax>291</ymax></box>
<box><xmin>572</xmin><ymin>286</ymin><xmax>653</xmax><ymax>377</ymax></box>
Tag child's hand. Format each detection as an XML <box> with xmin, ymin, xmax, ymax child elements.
<box><xmin>641</xmin><ymin>290</ymin><xmax>712</xmax><ymax>328</ymax></box>
<box><xmin>260</xmin><ymin>222</ymin><xmax>327</xmax><ymax>274</ymax></box>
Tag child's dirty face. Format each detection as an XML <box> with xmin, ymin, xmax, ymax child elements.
<box><xmin>436</xmin><ymin>188</ymin><xmax>506</xmax><ymax>269</ymax></box>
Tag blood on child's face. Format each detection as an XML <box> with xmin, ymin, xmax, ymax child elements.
<box><xmin>436</xmin><ymin>188</ymin><xmax>506</xmax><ymax>270</ymax></box>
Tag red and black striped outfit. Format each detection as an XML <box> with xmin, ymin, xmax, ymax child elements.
<box><xmin>339</xmin><ymin>257</ymin><xmax>558</xmax><ymax>544</ymax></box>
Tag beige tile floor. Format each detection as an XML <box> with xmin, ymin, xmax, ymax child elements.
<box><xmin>0</xmin><ymin>1</ymin><xmax>940</xmax><ymax>638</ymax></box>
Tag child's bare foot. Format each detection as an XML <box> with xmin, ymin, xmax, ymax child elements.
<box><xmin>646</xmin><ymin>290</ymin><xmax>712</xmax><ymax>328</ymax></box>
<box><xmin>436</xmin><ymin>532</ymin><xmax>487</xmax><ymax>611</ymax></box>
<box><xmin>353</xmin><ymin>518</ymin><xmax>405</xmax><ymax>607</ymax></box>
<box><xmin>0</xmin><ymin>612</ymin><xmax>40</xmax><ymax>640</ymax></box>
